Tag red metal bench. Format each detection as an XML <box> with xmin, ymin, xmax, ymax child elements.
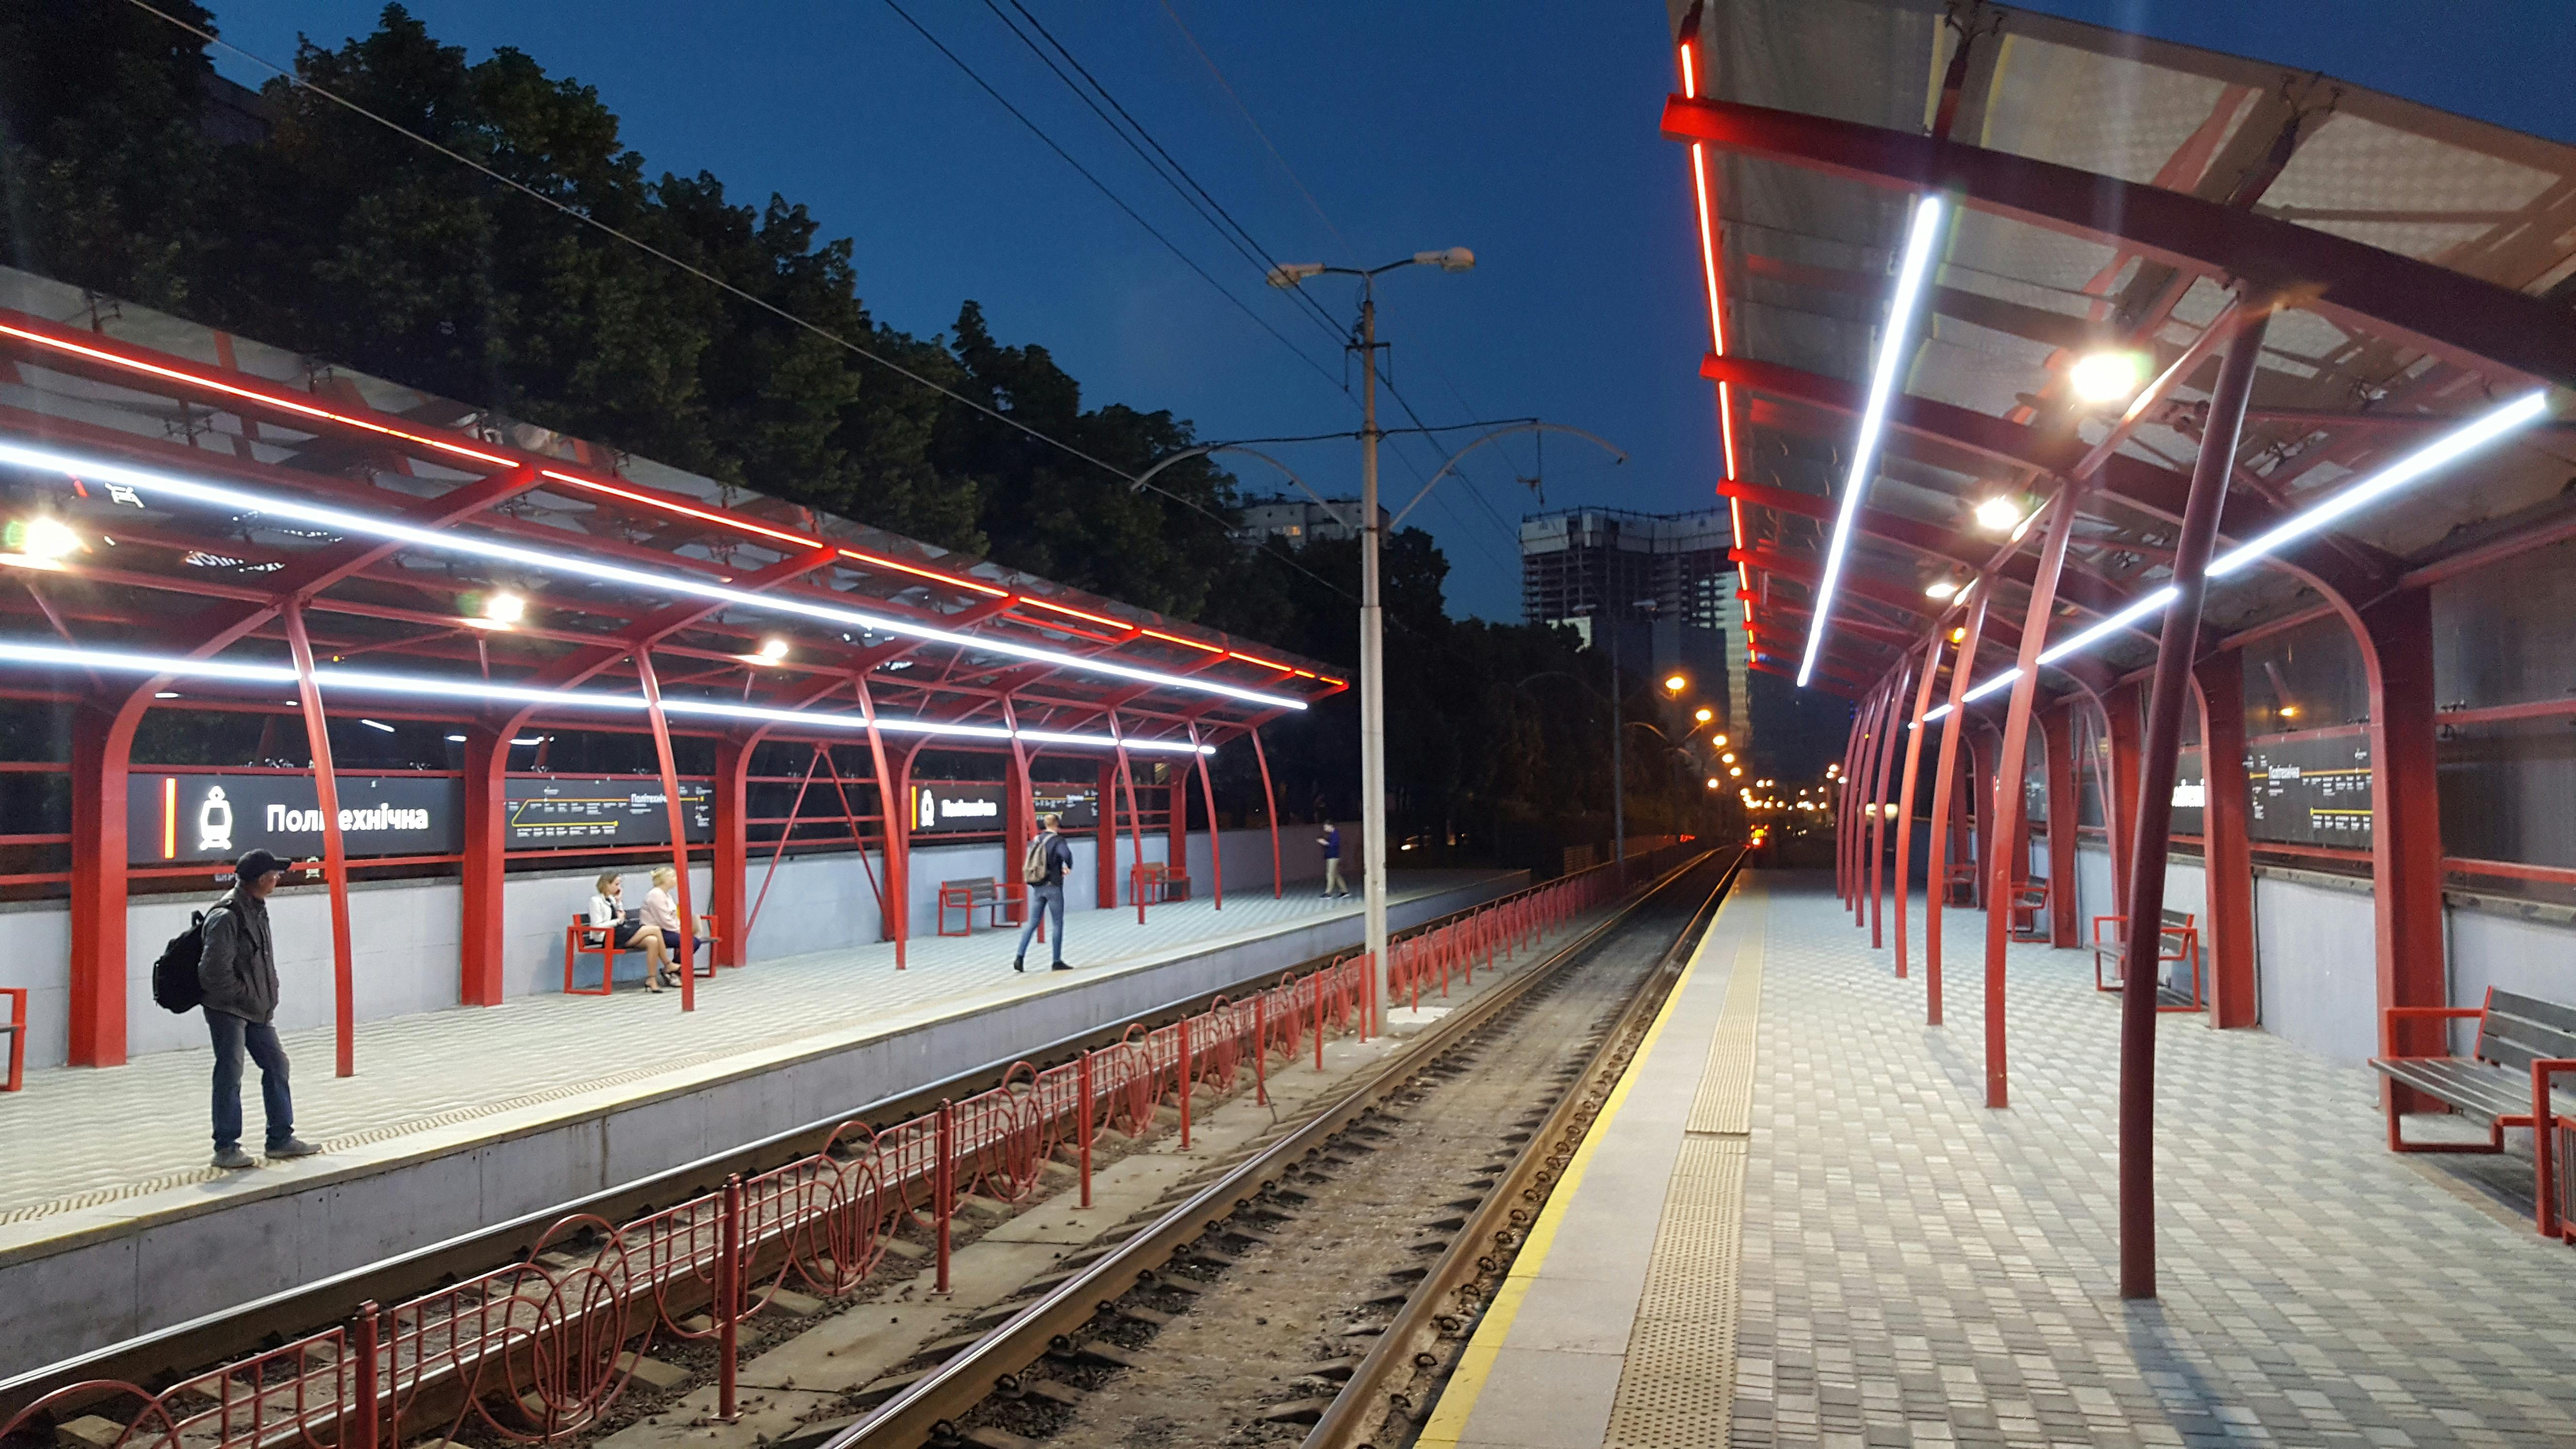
<box><xmin>1129</xmin><ymin>861</ymin><xmax>1191</xmax><ymax>905</ymax></box>
<box><xmin>2090</xmin><ymin>908</ymin><xmax>2203</xmax><ymax>1012</ymax></box>
<box><xmin>564</xmin><ymin>912</ymin><xmax>723</xmax><ymax>995</ymax></box>
<box><xmin>0</xmin><ymin>986</ymin><xmax>23</xmax><ymax>1092</ymax></box>
<box><xmin>2371</xmin><ymin>987</ymin><xmax>2576</xmax><ymax>1239</ymax></box>
<box><xmin>1941</xmin><ymin>861</ymin><xmax>1978</xmax><ymax>906</ymax></box>
<box><xmin>2007</xmin><ymin>879</ymin><xmax>2050</xmax><ymax>940</ymax></box>
<box><xmin>936</xmin><ymin>877</ymin><xmax>1026</xmax><ymax>936</ymax></box>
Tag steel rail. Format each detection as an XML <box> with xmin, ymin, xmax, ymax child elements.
<box><xmin>0</xmin><ymin>874</ymin><xmax>1554</xmax><ymax>1418</ymax></box>
<box><xmin>829</xmin><ymin>850</ymin><xmax>1729</xmax><ymax>1449</ymax></box>
<box><xmin>1302</xmin><ymin>851</ymin><xmax>1745</xmax><ymax>1449</ymax></box>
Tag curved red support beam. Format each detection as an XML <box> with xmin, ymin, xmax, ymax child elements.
<box><xmin>1661</xmin><ymin>95</ymin><xmax>2576</xmax><ymax>390</ymax></box>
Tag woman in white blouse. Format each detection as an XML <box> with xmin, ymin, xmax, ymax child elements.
<box><xmin>589</xmin><ymin>872</ymin><xmax>675</xmax><ymax>991</ymax></box>
<box><xmin>641</xmin><ymin>866</ymin><xmax>696</xmax><ymax>979</ymax></box>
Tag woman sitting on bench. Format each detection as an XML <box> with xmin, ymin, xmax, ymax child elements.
<box><xmin>590</xmin><ymin>872</ymin><xmax>676</xmax><ymax>992</ymax></box>
<box><xmin>642</xmin><ymin>866</ymin><xmax>699</xmax><ymax>979</ymax></box>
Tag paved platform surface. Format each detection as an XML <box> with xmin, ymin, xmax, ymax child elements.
<box><xmin>0</xmin><ymin>873</ymin><xmax>1487</xmax><ymax>1235</ymax></box>
<box><xmin>1424</xmin><ymin>871</ymin><xmax>2576</xmax><ymax>1449</ymax></box>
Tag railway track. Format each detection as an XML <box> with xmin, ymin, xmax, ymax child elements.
<box><xmin>817</xmin><ymin>849</ymin><xmax>1741</xmax><ymax>1449</ymax></box>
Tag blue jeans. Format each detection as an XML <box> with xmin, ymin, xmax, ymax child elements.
<box><xmin>208</xmin><ymin>1011</ymin><xmax>294</xmax><ymax>1152</ymax></box>
<box><xmin>1015</xmin><ymin>882</ymin><xmax>1065</xmax><ymax>965</ymax></box>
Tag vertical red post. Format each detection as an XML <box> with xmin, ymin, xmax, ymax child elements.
<box><xmin>857</xmin><ymin>682</ymin><xmax>906</xmax><ymax>968</ymax></box>
<box><xmin>933</xmin><ymin>1100</ymin><xmax>954</xmax><ymax>1294</ymax></box>
<box><xmin>1841</xmin><ymin>685</ymin><xmax>1884</xmax><ymax>917</ymax></box>
<box><xmin>1984</xmin><ymin>488</ymin><xmax>2081</xmax><ymax>1110</ymax></box>
<box><xmin>1077</xmin><ymin>1049</ymin><xmax>1095</xmax><ymax>1206</ymax></box>
<box><xmin>2044</xmin><ymin>704</ymin><xmax>2080</xmax><ymax>947</ymax></box>
<box><xmin>634</xmin><ymin>651</ymin><xmax>698</xmax><ymax>1011</ymax></box>
<box><xmin>1168</xmin><ymin>758</ymin><xmax>1190</xmax><ymax>903</ymax></box>
<box><xmin>717</xmin><ymin>1173</ymin><xmax>742</xmax><ymax>1420</ymax></box>
<box><xmin>2194</xmin><ymin>659</ymin><xmax>2258</xmax><ymax>1027</ymax></box>
<box><xmin>1109</xmin><ymin>713</ymin><xmax>1147</xmax><ymax>925</ymax></box>
<box><xmin>1095</xmin><ymin>758</ymin><xmax>1118</xmax><ymax>911</ymax></box>
<box><xmin>350</xmin><ymin>1302</ymin><xmax>380</xmax><ymax>1449</ymax></box>
<box><xmin>2104</xmin><ymin>684</ymin><xmax>2143</xmax><ymax>921</ymax></box>
<box><xmin>459</xmin><ymin>728</ymin><xmax>509</xmax><ymax>1006</ymax></box>
<box><xmin>1000</xmin><ymin>693</ymin><xmax>1034</xmax><ymax>898</ymax></box>
<box><xmin>281</xmin><ymin>603</ymin><xmax>357</xmax><ymax>1078</ymax></box>
<box><xmin>713</xmin><ymin>737</ymin><xmax>750</xmax><ymax>967</ymax></box>
<box><xmin>1924</xmin><ymin>590</ymin><xmax>1990</xmax><ymax>1026</ymax></box>
<box><xmin>2360</xmin><ymin>587</ymin><xmax>2451</xmax><ymax>1066</ymax></box>
<box><xmin>1253</xmin><ymin>997</ymin><xmax>1268</xmax><ymax>1106</ymax></box>
<box><xmin>1178</xmin><ymin>1016</ymin><xmax>1194</xmax><ymax>1150</ymax></box>
<box><xmin>1970</xmin><ymin>729</ymin><xmax>1999</xmax><ymax>914</ymax></box>
<box><xmin>2118</xmin><ymin>305</ymin><xmax>2266</xmax><ymax>1300</ymax></box>
<box><xmin>1251</xmin><ymin>725</ymin><xmax>1282</xmax><ymax>899</ymax></box>
<box><xmin>1190</xmin><ymin>723</ymin><xmax>1224</xmax><ymax>908</ymax></box>
<box><xmin>1891</xmin><ymin>634</ymin><xmax>1944</xmax><ymax>979</ymax></box>
<box><xmin>66</xmin><ymin>701</ymin><xmax>143</xmax><ymax>1065</ymax></box>
<box><xmin>1868</xmin><ymin>659</ymin><xmax>1910</xmax><ymax>950</ymax></box>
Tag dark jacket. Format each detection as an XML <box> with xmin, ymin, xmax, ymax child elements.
<box><xmin>1033</xmin><ymin>832</ymin><xmax>1075</xmax><ymax>887</ymax></box>
<box><xmin>198</xmin><ymin>887</ymin><xmax>280</xmax><ymax>1023</ymax></box>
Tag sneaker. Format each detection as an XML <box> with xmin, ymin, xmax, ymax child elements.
<box><xmin>212</xmin><ymin>1146</ymin><xmax>256</xmax><ymax>1171</ymax></box>
<box><xmin>1050</xmin><ymin>962</ymin><xmax>1073</xmax><ymax>972</ymax></box>
<box><xmin>266</xmin><ymin>1138</ymin><xmax>321</xmax><ymax>1160</ymax></box>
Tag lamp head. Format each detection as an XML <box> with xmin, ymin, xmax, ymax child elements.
<box><xmin>1414</xmin><ymin>247</ymin><xmax>1476</xmax><ymax>273</ymax></box>
<box><xmin>1265</xmin><ymin>262</ymin><xmax>1328</xmax><ymax>289</ymax></box>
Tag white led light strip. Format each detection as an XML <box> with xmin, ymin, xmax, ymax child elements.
<box><xmin>1919</xmin><ymin>390</ymin><xmax>2550</xmax><ymax>723</ymax></box>
<box><xmin>0</xmin><ymin>440</ymin><xmax>1307</xmax><ymax>712</ymax></box>
<box><xmin>1801</xmin><ymin>193</ymin><xmax>1947</xmax><ymax>687</ymax></box>
<box><xmin>0</xmin><ymin>641</ymin><xmax>1215</xmax><ymax>754</ymax></box>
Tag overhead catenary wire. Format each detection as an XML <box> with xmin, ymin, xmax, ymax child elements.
<box><xmin>112</xmin><ymin>0</ymin><xmax>1370</xmax><ymax>611</ymax></box>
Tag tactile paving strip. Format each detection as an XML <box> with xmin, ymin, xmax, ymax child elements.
<box><xmin>1602</xmin><ymin>1135</ymin><xmax>1746</xmax><ymax>1449</ymax></box>
<box><xmin>1684</xmin><ymin>933</ymin><xmax>1764</xmax><ymax>1137</ymax></box>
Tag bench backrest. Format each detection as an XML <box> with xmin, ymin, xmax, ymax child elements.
<box><xmin>2160</xmin><ymin>909</ymin><xmax>2193</xmax><ymax>930</ymax></box>
<box><xmin>941</xmin><ymin>878</ymin><xmax>998</xmax><ymax>898</ymax></box>
<box><xmin>2475</xmin><ymin>989</ymin><xmax>2576</xmax><ymax>1074</ymax></box>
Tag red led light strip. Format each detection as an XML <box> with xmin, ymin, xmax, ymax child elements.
<box><xmin>1677</xmin><ymin>39</ymin><xmax>1755</xmax><ymax>625</ymax></box>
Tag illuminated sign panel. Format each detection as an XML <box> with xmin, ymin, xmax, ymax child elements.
<box><xmin>904</xmin><ymin>783</ymin><xmax>1101</xmax><ymax>835</ymax></box>
<box><xmin>1034</xmin><ymin>785</ymin><xmax>1100</xmax><ymax>830</ymax></box>
<box><xmin>128</xmin><ymin>774</ymin><xmax>458</xmax><ymax>864</ymax></box>
<box><xmin>504</xmin><ymin>777</ymin><xmax>713</xmax><ymax>848</ymax></box>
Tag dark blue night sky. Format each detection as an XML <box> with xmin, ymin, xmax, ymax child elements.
<box><xmin>209</xmin><ymin>1</ymin><xmax>2576</xmax><ymax>622</ymax></box>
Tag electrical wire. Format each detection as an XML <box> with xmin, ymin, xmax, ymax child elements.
<box><xmin>883</xmin><ymin>0</ymin><xmax>1345</xmax><ymax>390</ymax></box>
<box><xmin>114</xmin><ymin>0</ymin><xmax>1369</xmax><ymax>609</ymax></box>
<box><xmin>1155</xmin><ymin>0</ymin><xmax>1351</xmax><ymax>257</ymax></box>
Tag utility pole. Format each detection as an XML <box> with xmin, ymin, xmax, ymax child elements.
<box><xmin>1607</xmin><ymin>611</ymin><xmax>1625</xmax><ymax>886</ymax></box>
<box><xmin>1357</xmin><ymin>291</ymin><xmax>1389</xmax><ymax>1036</ymax></box>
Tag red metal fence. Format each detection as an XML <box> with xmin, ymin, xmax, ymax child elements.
<box><xmin>1</xmin><ymin>852</ymin><xmax>1674</xmax><ymax>1449</ymax></box>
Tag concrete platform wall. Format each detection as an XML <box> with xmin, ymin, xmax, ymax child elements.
<box><xmin>0</xmin><ymin>824</ymin><xmax>1353</xmax><ymax>1071</ymax></box>
<box><xmin>0</xmin><ymin>871</ymin><xmax>1514</xmax><ymax>1374</ymax></box>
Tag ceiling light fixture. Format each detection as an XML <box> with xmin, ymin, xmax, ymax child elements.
<box><xmin>2068</xmin><ymin>350</ymin><xmax>2152</xmax><ymax>404</ymax></box>
<box><xmin>1801</xmin><ymin>192</ymin><xmax>1947</xmax><ymax>688</ymax></box>
<box><xmin>0</xmin><ymin>440</ymin><xmax>1307</xmax><ymax>712</ymax></box>
<box><xmin>1972</xmin><ymin>496</ymin><xmax>2024</xmax><ymax>532</ymax></box>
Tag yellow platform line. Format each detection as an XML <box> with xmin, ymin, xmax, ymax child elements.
<box><xmin>1414</xmin><ymin>884</ymin><xmax>1743</xmax><ymax>1448</ymax></box>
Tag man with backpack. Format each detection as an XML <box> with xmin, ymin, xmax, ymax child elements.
<box><xmin>1013</xmin><ymin>812</ymin><xmax>1076</xmax><ymax>974</ymax></box>
<box><xmin>198</xmin><ymin>849</ymin><xmax>319</xmax><ymax>1169</ymax></box>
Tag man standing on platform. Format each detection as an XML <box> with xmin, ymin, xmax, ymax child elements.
<box><xmin>1014</xmin><ymin>812</ymin><xmax>1076</xmax><ymax>974</ymax></box>
<box><xmin>1319</xmin><ymin>821</ymin><xmax>1349</xmax><ymax>899</ymax></box>
<box><xmin>201</xmin><ymin>849</ymin><xmax>320</xmax><ymax>1170</ymax></box>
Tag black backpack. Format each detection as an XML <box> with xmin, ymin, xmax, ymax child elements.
<box><xmin>151</xmin><ymin>908</ymin><xmax>215</xmax><ymax>1014</ymax></box>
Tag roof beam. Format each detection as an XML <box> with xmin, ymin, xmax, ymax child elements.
<box><xmin>1662</xmin><ymin>95</ymin><xmax>2576</xmax><ymax>391</ymax></box>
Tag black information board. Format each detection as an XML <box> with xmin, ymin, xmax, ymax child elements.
<box><xmin>1034</xmin><ymin>785</ymin><xmax>1100</xmax><ymax>830</ymax></box>
<box><xmin>128</xmin><ymin>773</ymin><xmax>460</xmax><ymax>864</ymax></box>
<box><xmin>504</xmin><ymin>777</ymin><xmax>713</xmax><ymax>848</ymax></box>
<box><xmin>2245</xmin><ymin>732</ymin><xmax>2372</xmax><ymax>847</ymax></box>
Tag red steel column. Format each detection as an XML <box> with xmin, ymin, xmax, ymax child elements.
<box><xmin>1970</xmin><ymin>727</ymin><xmax>1999</xmax><ymax>912</ymax></box>
<box><xmin>634</xmin><ymin>650</ymin><xmax>698</xmax><ymax>1012</ymax></box>
<box><xmin>67</xmin><ymin>701</ymin><xmax>145</xmax><ymax>1065</ymax></box>
<box><xmin>713</xmin><ymin>737</ymin><xmax>750</xmax><ymax>967</ymax></box>
<box><xmin>857</xmin><ymin>681</ymin><xmax>906</xmax><ymax>967</ymax></box>
<box><xmin>2104</xmin><ymin>684</ymin><xmax>2144</xmax><ymax>921</ymax></box>
<box><xmin>1095</xmin><ymin>758</ymin><xmax>1118</xmax><ymax>911</ymax></box>
<box><xmin>1000</xmin><ymin>694</ymin><xmax>1033</xmax><ymax>913</ymax></box>
<box><xmin>281</xmin><ymin>603</ymin><xmax>358</xmax><ymax>1077</ymax></box>
<box><xmin>1251</xmin><ymin>726</ymin><xmax>1282</xmax><ymax>899</ymax></box>
<box><xmin>1109</xmin><ymin>712</ymin><xmax>1147</xmax><ymax>924</ymax></box>
<box><xmin>2194</xmin><ymin>659</ymin><xmax>2258</xmax><ymax>1027</ymax></box>
<box><xmin>1835</xmin><ymin>691</ymin><xmax>1870</xmax><ymax>904</ymax></box>
<box><xmin>1891</xmin><ymin>633</ymin><xmax>1944</xmax><ymax>979</ymax></box>
<box><xmin>2118</xmin><ymin>304</ymin><xmax>2267</xmax><ymax>1300</ymax></box>
<box><xmin>459</xmin><ymin>730</ymin><xmax>508</xmax><ymax>1005</ymax></box>
<box><xmin>2044</xmin><ymin>704</ymin><xmax>2079</xmax><ymax>946</ymax></box>
<box><xmin>1189</xmin><ymin>723</ymin><xmax>1223</xmax><ymax>908</ymax></box>
<box><xmin>1167</xmin><ymin>762</ymin><xmax>1189</xmax><ymax>900</ymax></box>
<box><xmin>1924</xmin><ymin>590</ymin><xmax>1991</xmax><ymax>1025</ymax></box>
<box><xmin>1984</xmin><ymin>488</ymin><xmax>2081</xmax><ymax>1110</ymax></box>
<box><xmin>1868</xmin><ymin>657</ymin><xmax>1912</xmax><ymax>950</ymax></box>
<box><xmin>1844</xmin><ymin>683</ymin><xmax>1887</xmax><ymax>920</ymax></box>
<box><xmin>2358</xmin><ymin>587</ymin><xmax>2449</xmax><ymax>1065</ymax></box>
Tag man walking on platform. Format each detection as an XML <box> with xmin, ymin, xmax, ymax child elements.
<box><xmin>201</xmin><ymin>849</ymin><xmax>320</xmax><ymax>1170</ymax></box>
<box><xmin>1014</xmin><ymin>812</ymin><xmax>1076</xmax><ymax>974</ymax></box>
<box><xmin>1319</xmin><ymin>821</ymin><xmax>1349</xmax><ymax>899</ymax></box>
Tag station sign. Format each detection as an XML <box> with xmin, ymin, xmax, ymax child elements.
<box><xmin>1034</xmin><ymin>785</ymin><xmax>1100</xmax><ymax>830</ymax></box>
<box><xmin>504</xmin><ymin>776</ymin><xmax>713</xmax><ymax>848</ymax></box>
<box><xmin>909</xmin><ymin>782</ymin><xmax>1006</xmax><ymax>836</ymax></box>
<box><xmin>129</xmin><ymin>773</ymin><xmax>459</xmax><ymax>864</ymax></box>
<box><xmin>2246</xmin><ymin>735</ymin><xmax>2372</xmax><ymax>847</ymax></box>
